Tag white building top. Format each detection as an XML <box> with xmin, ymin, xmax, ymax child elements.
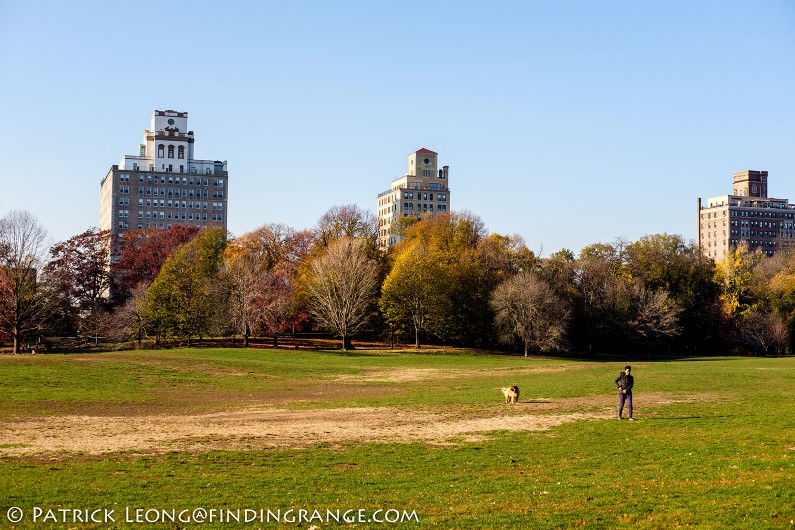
<box><xmin>117</xmin><ymin>110</ymin><xmax>227</xmax><ymax>175</ymax></box>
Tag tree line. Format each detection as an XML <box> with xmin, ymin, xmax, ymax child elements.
<box><xmin>1</xmin><ymin>207</ymin><xmax>793</xmax><ymax>355</ymax></box>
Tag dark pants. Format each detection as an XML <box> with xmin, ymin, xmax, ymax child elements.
<box><xmin>618</xmin><ymin>391</ymin><xmax>633</xmax><ymax>418</ymax></box>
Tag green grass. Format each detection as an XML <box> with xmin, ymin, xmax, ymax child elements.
<box><xmin>0</xmin><ymin>350</ymin><xmax>794</xmax><ymax>528</ymax></box>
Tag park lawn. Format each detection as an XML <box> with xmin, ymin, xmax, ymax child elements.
<box><xmin>0</xmin><ymin>349</ymin><xmax>793</xmax><ymax>529</ymax></box>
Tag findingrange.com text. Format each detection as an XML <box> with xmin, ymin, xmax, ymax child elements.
<box><xmin>4</xmin><ymin>506</ymin><xmax>419</xmax><ymax>525</ymax></box>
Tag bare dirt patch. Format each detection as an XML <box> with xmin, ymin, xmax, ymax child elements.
<box><xmin>332</xmin><ymin>363</ymin><xmax>583</xmax><ymax>384</ymax></box>
<box><xmin>0</xmin><ymin>391</ymin><xmax>709</xmax><ymax>458</ymax></box>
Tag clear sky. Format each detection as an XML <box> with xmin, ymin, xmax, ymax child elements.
<box><xmin>1</xmin><ymin>0</ymin><xmax>793</xmax><ymax>255</ymax></box>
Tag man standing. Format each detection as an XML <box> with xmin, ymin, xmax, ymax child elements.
<box><xmin>614</xmin><ymin>365</ymin><xmax>634</xmax><ymax>420</ymax></box>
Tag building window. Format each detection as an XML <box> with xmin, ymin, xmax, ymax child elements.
<box><xmin>178</xmin><ymin>146</ymin><xmax>185</xmax><ymax>159</ymax></box>
<box><xmin>158</xmin><ymin>144</ymin><xmax>165</xmax><ymax>158</ymax></box>
<box><xmin>168</xmin><ymin>145</ymin><xmax>174</xmax><ymax>158</ymax></box>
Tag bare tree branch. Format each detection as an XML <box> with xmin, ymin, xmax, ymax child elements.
<box><xmin>307</xmin><ymin>237</ymin><xmax>379</xmax><ymax>350</ymax></box>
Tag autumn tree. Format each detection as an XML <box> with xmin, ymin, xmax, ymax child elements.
<box><xmin>626</xmin><ymin>283</ymin><xmax>681</xmax><ymax>348</ymax></box>
<box><xmin>314</xmin><ymin>204</ymin><xmax>378</xmax><ymax>250</ymax></box>
<box><xmin>306</xmin><ymin>237</ymin><xmax>379</xmax><ymax>350</ymax></box>
<box><xmin>537</xmin><ymin>249</ymin><xmax>578</xmax><ymax>305</ymax></box>
<box><xmin>222</xmin><ymin>224</ymin><xmax>306</xmax><ymax>347</ymax></box>
<box><xmin>144</xmin><ymin>227</ymin><xmax>228</xmax><ymax>342</ymax></box>
<box><xmin>43</xmin><ymin>228</ymin><xmax>114</xmax><ymax>342</ymax></box>
<box><xmin>396</xmin><ymin>212</ymin><xmax>495</xmax><ymax>345</ymax></box>
<box><xmin>768</xmin><ymin>251</ymin><xmax>795</xmax><ymax>352</ymax></box>
<box><xmin>114</xmin><ymin>225</ymin><xmax>200</xmax><ymax>299</ymax></box>
<box><xmin>115</xmin><ymin>282</ymin><xmax>152</xmax><ymax>347</ymax></box>
<box><xmin>573</xmin><ymin>241</ymin><xmax>630</xmax><ymax>351</ymax></box>
<box><xmin>476</xmin><ymin>233</ymin><xmax>537</xmax><ymax>285</ymax></box>
<box><xmin>571</xmin><ymin>239</ymin><xmax>686</xmax><ymax>353</ymax></box>
<box><xmin>741</xmin><ymin>309</ymin><xmax>789</xmax><ymax>356</ymax></box>
<box><xmin>380</xmin><ymin>242</ymin><xmax>448</xmax><ymax>349</ymax></box>
<box><xmin>490</xmin><ymin>272</ymin><xmax>570</xmax><ymax>356</ymax></box>
<box><xmin>715</xmin><ymin>241</ymin><xmax>766</xmax><ymax>316</ymax></box>
<box><xmin>0</xmin><ymin>211</ymin><xmax>53</xmax><ymax>353</ymax></box>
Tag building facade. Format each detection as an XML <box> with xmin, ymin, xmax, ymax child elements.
<box><xmin>698</xmin><ymin>170</ymin><xmax>795</xmax><ymax>259</ymax></box>
<box><xmin>100</xmin><ymin>110</ymin><xmax>228</xmax><ymax>238</ymax></box>
<box><xmin>376</xmin><ymin>148</ymin><xmax>451</xmax><ymax>249</ymax></box>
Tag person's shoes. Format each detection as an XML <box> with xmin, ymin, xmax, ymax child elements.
<box><xmin>628</xmin><ymin>417</ymin><xmax>635</xmax><ymax>421</ymax></box>
<box><xmin>617</xmin><ymin>417</ymin><xmax>622</xmax><ymax>420</ymax></box>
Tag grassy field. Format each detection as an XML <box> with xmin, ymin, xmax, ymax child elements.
<box><xmin>0</xmin><ymin>348</ymin><xmax>793</xmax><ymax>529</ymax></box>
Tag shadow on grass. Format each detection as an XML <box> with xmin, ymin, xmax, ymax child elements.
<box><xmin>649</xmin><ymin>415</ymin><xmax>728</xmax><ymax>420</ymax></box>
<box><xmin>311</xmin><ymin>348</ymin><xmax>400</xmax><ymax>358</ymax></box>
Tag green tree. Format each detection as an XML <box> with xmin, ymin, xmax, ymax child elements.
<box><xmin>380</xmin><ymin>243</ymin><xmax>448</xmax><ymax>349</ymax></box>
<box><xmin>625</xmin><ymin>234</ymin><xmax>720</xmax><ymax>350</ymax></box>
<box><xmin>145</xmin><ymin>227</ymin><xmax>228</xmax><ymax>342</ymax></box>
<box><xmin>394</xmin><ymin>212</ymin><xmax>496</xmax><ymax>346</ymax></box>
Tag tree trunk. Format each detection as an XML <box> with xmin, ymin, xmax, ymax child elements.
<box><xmin>341</xmin><ymin>332</ymin><xmax>347</xmax><ymax>351</ymax></box>
<box><xmin>273</xmin><ymin>332</ymin><xmax>279</xmax><ymax>348</ymax></box>
<box><xmin>415</xmin><ymin>325</ymin><xmax>421</xmax><ymax>350</ymax></box>
<box><xmin>243</xmin><ymin>323</ymin><xmax>250</xmax><ymax>348</ymax></box>
<box><xmin>524</xmin><ymin>343</ymin><xmax>528</xmax><ymax>358</ymax></box>
<box><xmin>12</xmin><ymin>319</ymin><xmax>20</xmax><ymax>353</ymax></box>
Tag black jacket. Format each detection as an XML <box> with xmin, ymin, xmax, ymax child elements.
<box><xmin>615</xmin><ymin>372</ymin><xmax>634</xmax><ymax>393</ymax></box>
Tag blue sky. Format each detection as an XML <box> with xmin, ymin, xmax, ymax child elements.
<box><xmin>1</xmin><ymin>1</ymin><xmax>793</xmax><ymax>255</ymax></box>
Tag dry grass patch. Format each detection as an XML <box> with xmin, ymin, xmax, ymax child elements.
<box><xmin>0</xmin><ymin>391</ymin><xmax>714</xmax><ymax>459</ymax></box>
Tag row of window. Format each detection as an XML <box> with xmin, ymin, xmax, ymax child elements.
<box><xmin>704</xmin><ymin>230</ymin><xmax>781</xmax><ymax>239</ymax></box>
<box><xmin>119</xmin><ymin>201</ymin><xmax>223</xmax><ymax>212</ymax></box>
<box><xmin>119</xmin><ymin>222</ymin><xmax>226</xmax><ymax>232</ymax></box>
<box><xmin>704</xmin><ymin>239</ymin><xmax>779</xmax><ymax>250</ymax></box>
<box><xmin>157</xmin><ymin>144</ymin><xmax>185</xmax><ymax>159</ymax></box>
<box><xmin>732</xmin><ymin>210</ymin><xmax>792</xmax><ymax>218</ymax></box>
<box><xmin>716</xmin><ymin>220</ymin><xmax>781</xmax><ymax>228</ymax></box>
<box><xmin>125</xmin><ymin>164</ymin><xmax>218</xmax><ymax>174</ymax></box>
<box><xmin>120</xmin><ymin>174</ymin><xmax>224</xmax><ymax>186</ymax></box>
<box><xmin>701</xmin><ymin>210</ymin><xmax>795</xmax><ymax>220</ymax></box>
<box><xmin>402</xmin><ymin>203</ymin><xmax>448</xmax><ymax>212</ymax></box>
<box><xmin>119</xmin><ymin>186</ymin><xmax>222</xmax><ymax>199</ymax></box>
<box><xmin>119</xmin><ymin>211</ymin><xmax>223</xmax><ymax>222</ymax></box>
<box><xmin>402</xmin><ymin>192</ymin><xmax>448</xmax><ymax>201</ymax></box>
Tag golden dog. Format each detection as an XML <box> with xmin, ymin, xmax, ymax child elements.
<box><xmin>501</xmin><ymin>385</ymin><xmax>520</xmax><ymax>404</ymax></box>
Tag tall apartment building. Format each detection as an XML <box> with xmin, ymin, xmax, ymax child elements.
<box><xmin>376</xmin><ymin>148</ymin><xmax>451</xmax><ymax>249</ymax></box>
<box><xmin>698</xmin><ymin>170</ymin><xmax>795</xmax><ymax>259</ymax></box>
<box><xmin>100</xmin><ymin>110</ymin><xmax>228</xmax><ymax>238</ymax></box>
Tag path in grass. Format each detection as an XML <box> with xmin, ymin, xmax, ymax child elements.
<box><xmin>0</xmin><ymin>389</ymin><xmax>705</xmax><ymax>456</ymax></box>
